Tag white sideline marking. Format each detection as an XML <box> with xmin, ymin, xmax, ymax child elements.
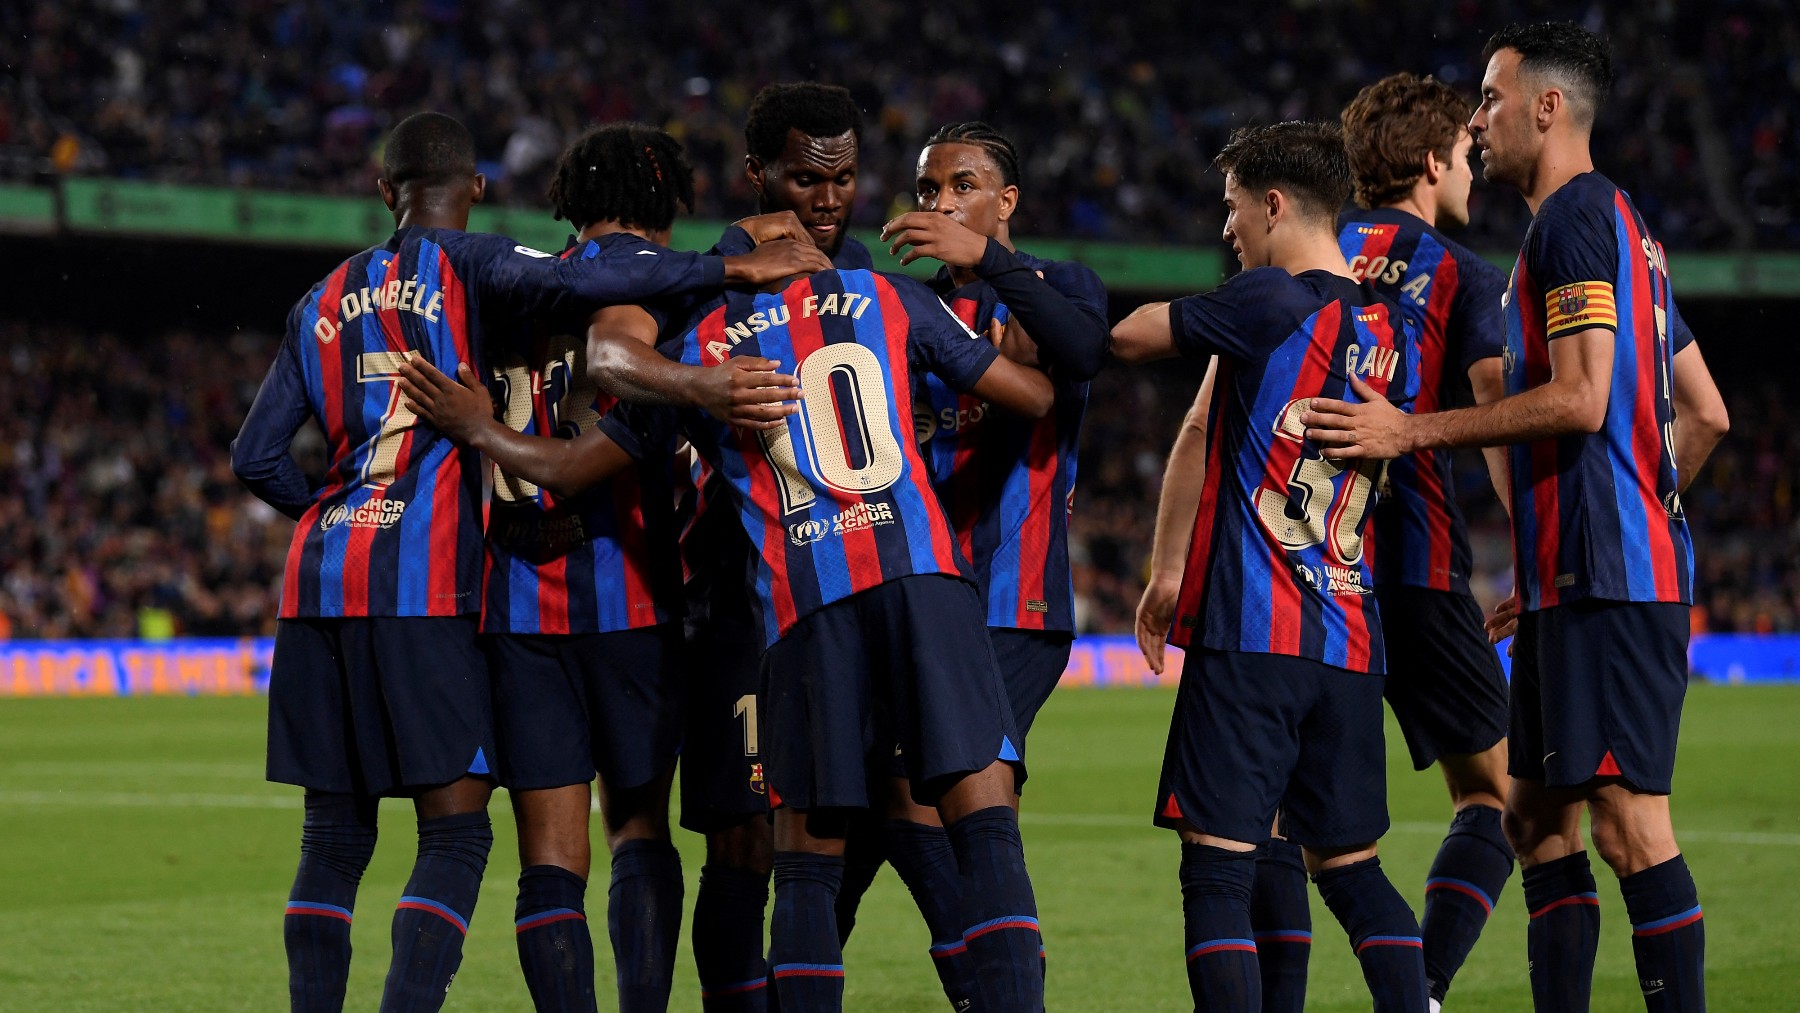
<box><xmin>3</xmin><ymin>789</ymin><xmax>1797</xmax><ymax>848</ymax></box>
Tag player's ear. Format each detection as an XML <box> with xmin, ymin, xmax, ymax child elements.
<box><xmin>1263</xmin><ymin>188</ymin><xmax>1282</xmax><ymax>230</ymax></box>
<box><xmin>744</xmin><ymin>155</ymin><xmax>767</xmax><ymax>199</ymax></box>
<box><xmin>377</xmin><ymin>177</ymin><xmax>397</xmax><ymax>212</ymax></box>
<box><xmin>1421</xmin><ymin>149</ymin><xmax>1445</xmax><ymax>187</ymax></box>
<box><xmin>1536</xmin><ymin>87</ymin><xmax>1562</xmax><ymax>131</ymax></box>
<box><xmin>470</xmin><ymin>173</ymin><xmax>486</xmax><ymax>206</ymax></box>
<box><xmin>996</xmin><ymin>184</ymin><xmax>1020</xmax><ymax>223</ymax></box>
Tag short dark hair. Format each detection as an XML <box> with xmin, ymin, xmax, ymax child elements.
<box><xmin>382</xmin><ymin>112</ymin><xmax>476</xmax><ymax>189</ymax></box>
<box><xmin>1341</xmin><ymin>74</ymin><xmax>1471</xmax><ymax>209</ymax></box>
<box><xmin>547</xmin><ymin>123</ymin><xmax>696</xmax><ymax>232</ymax></box>
<box><xmin>744</xmin><ymin>83</ymin><xmax>864</xmax><ymax>163</ymax></box>
<box><xmin>925</xmin><ymin>121</ymin><xmax>1022</xmax><ymax>188</ymax></box>
<box><xmin>1482</xmin><ymin>21</ymin><xmax>1613</xmax><ymax>128</ymax></box>
<box><xmin>1213</xmin><ymin>121</ymin><xmax>1351</xmax><ymax>224</ymax></box>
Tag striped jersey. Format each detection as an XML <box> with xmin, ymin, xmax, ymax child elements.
<box><xmin>1337</xmin><ymin>208</ymin><xmax>1507</xmax><ymax>593</ymax></box>
<box><xmin>233</xmin><ymin>226</ymin><xmax>725</xmax><ymax>618</ymax></box>
<box><xmin>917</xmin><ymin>250</ymin><xmax>1106</xmax><ymax>632</ymax></box>
<box><xmin>602</xmin><ymin>269</ymin><xmax>998</xmax><ymax>647</ymax></box>
<box><xmin>1501</xmin><ymin>172</ymin><xmax>1693</xmax><ymax>610</ymax></box>
<box><xmin>1167</xmin><ymin>268</ymin><xmax>1418</xmax><ymax>674</ymax></box>
<box><xmin>479</xmin><ymin>236</ymin><xmax>686</xmax><ymax>634</ymax></box>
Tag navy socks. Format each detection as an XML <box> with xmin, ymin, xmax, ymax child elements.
<box><xmin>1181</xmin><ymin>843</ymin><xmax>1261</xmax><ymax>1012</ymax></box>
<box><xmin>1522</xmin><ymin>852</ymin><xmax>1602</xmax><ymax>1013</ymax></box>
<box><xmin>693</xmin><ymin>863</ymin><xmax>772</xmax><ymax>1012</ymax></box>
<box><xmin>885</xmin><ymin>819</ymin><xmax>978</xmax><ymax>1008</ymax></box>
<box><xmin>947</xmin><ymin>806</ymin><xmax>1043</xmax><ymax>1012</ymax></box>
<box><xmin>515</xmin><ymin>864</ymin><xmax>597</xmax><ymax>1013</ymax></box>
<box><xmin>770</xmin><ymin>851</ymin><xmax>847</xmax><ymax>1011</ymax></box>
<box><xmin>285</xmin><ymin>792</ymin><xmax>379</xmax><ymax>1013</ymax></box>
<box><xmin>380</xmin><ymin>810</ymin><xmax>492</xmax><ymax>1012</ymax></box>
<box><xmin>1421</xmin><ymin>805</ymin><xmax>1514</xmax><ymax>1002</ymax></box>
<box><xmin>608</xmin><ymin>839</ymin><xmax>684</xmax><ymax>1013</ymax></box>
<box><xmin>1621</xmin><ymin>855</ymin><xmax>1705</xmax><ymax>1012</ymax></box>
<box><xmin>1313</xmin><ymin>856</ymin><xmax>1428</xmax><ymax>1013</ymax></box>
<box><xmin>1249</xmin><ymin>838</ymin><xmax>1311</xmax><ymax>1013</ymax></box>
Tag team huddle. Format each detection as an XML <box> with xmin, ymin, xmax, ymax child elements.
<box><xmin>231</xmin><ymin>19</ymin><xmax>1726</xmax><ymax>1013</ymax></box>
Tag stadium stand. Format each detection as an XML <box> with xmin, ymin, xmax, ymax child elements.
<box><xmin>1</xmin><ymin>0</ymin><xmax>1794</xmax><ymax>248</ymax></box>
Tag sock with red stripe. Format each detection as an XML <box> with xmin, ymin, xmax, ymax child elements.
<box><xmin>948</xmin><ymin>806</ymin><xmax>1043</xmax><ymax>1012</ymax></box>
<box><xmin>1521</xmin><ymin>851</ymin><xmax>1601</xmax><ymax>1012</ymax></box>
<box><xmin>1314</xmin><ymin>856</ymin><xmax>1428</xmax><ymax>1013</ymax></box>
<box><xmin>1250</xmin><ymin>838</ymin><xmax>1310</xmax><ymax>1013</ymax></box>
<box><xmin>608</xmin><ymin>839</ymin><xmax>684</xmax><ymax>1013</ymax></box>
<box><xmin>381</xmin><ymin>810</ymin><xmax>492</xmax><ymax>1012</ymax></box>
<box><xmin>832</xmin><ymin>812</ymin><xmax>884</xmax><ymax>946</ymax></box>
<box><xmin>285</xmin><ymin>792</ymin><xmax>378</xmax><ymax>1013</ymax></box>
<box><xmin>1621</xmin><ymin>854</ymin><xmax>1705</xmax><ymax>1012</ymax></box>
<box><xmin>514</xmin><ymin>864</ymin><xmax>597</xmax><ymax>1013</ymax></box>
<box><xmin>693</xmin><ymin>863</ymin><xmax>771</xmax><ymax>1013</ymax></box>
<box><xmin>1180</xmin><ymin>842</ymin><xmax>1261</xmax><ymax>1012</ymax></box>
<box><xmin>1422</xmin><ymin>804</ymin><xmax>1513</xmax><ymax>1003</ymax></box>
<box><xmin>885</xmin><ymin>819</ymin><xmax>978</xmax><ymax>1008</ymax></box>
<box><xmin>770</xmin><ymin>851</ymin><xmax>847</xmax><ymax>1011</ymax></box>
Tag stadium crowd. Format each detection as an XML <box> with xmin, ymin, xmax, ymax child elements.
<box><xmin>2</xmin><ymin>0</ymin><xmax>1796</xmax><ymax>248</ymax></box>
<box><xmin>1</xmin><ymin>318</ymin><xmax>1791</xmax><ymax>641</ymax></box>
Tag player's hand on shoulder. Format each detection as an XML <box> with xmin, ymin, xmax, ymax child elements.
<box><xmin>397</xmin><ymin>354</ymin><xmax>495</xmax><ymax>444</ymax></box>
<box><xmin>881</xmin><ymin>211</ymin><xmax>988</xmax><ymax>268</ymax></box>
<box><xmin>696</xmin><ymin>355</ymin><xmax>802</xmax><ymax>431</ymax></box>
<box><xmin>991</xmin><ymin>316</ymin><xmax>1041</xmax><ymax>368</ymax></box>
<box><xmin>733</xmin><ymin>211</ymin><xmax>812</xmax><ymax>246</ymax></box>
<box><xmin>1135</xmin><ymin>574</ymin><xmax>1182</xmax><ymax>675</ymax></box>
<box><xmin>1302</xmin><ymin>374</ymin><xmax>1413</xmax><ymax>461</ymax></box>
<box><xmin>724</xmin><ymin>239</ymin><xmax>833</xmax><ymax>285</ymax></box>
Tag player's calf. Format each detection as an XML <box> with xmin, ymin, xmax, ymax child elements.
<box><xmin>1179</xmin><ymin>835</ymin><xmax>1263</xmax><ymax>1013</ymax></box>
<box><xmin>381</xmin><ymin>782</ymin><xmax>495</xmax><ymax>1013</ymax></box>
<box><xmin>940</xmin><ymin>765</ymin><xmax>1044</xmax><ymax>1013</ymax></box>
<box><xmin>600</xmin><ymin>769</ymin><xmax>683</xmax><ymax>1013</ymax></box>
<box><xmin>1249</xmin><ymin>837</ymin><xmax>1311</xmax><ymax>1013</ymax></box>
<box><xmin>1309</xmin><ymin>847</ymin><xmax>1428</xmax><ymax>1013</ymax></box>
<box><xmin>1588</xmin><ymin>786</ymin><xmax>1703</xmax><ymax>1012</ymax></box>
<box><xmin>770</xmin><ymin>810</ymin><xmax>850</xmax><ymax>1012</ymax></box>
<box><xmin>1419</xmin><ymin>800</ymin><xmax>1513</xmax><ymax>1004</ymax></box>
<box><xmin>285</xmin><ymin>791</ymin><xmax>379</xmax><ymax>1013</ymax></box>
<box><xmin>693</xmin><ymin>817</ymin><xmax>774</xmax><ymax>1013</ymax></box>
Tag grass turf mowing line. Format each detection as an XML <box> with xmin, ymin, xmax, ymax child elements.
<box><xmin>1</xmin><ymin>685</ymin><xmax>1796</xmax><ymax>1010</ymax></box>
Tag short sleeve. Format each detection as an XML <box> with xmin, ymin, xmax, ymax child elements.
<box><xmin>1169</xmin><ymin>267</ymin><xmax>1306</xmax><ymax>362</ymax></box>
<box><xmin>1668</xmin><ymin>297</ymin><xmax>1694</xmax><ymax>354</ymax></box>
<box><xmin>1524</xmin><ymin>188</ymin><xmax>1621</xmax><ymax>339</ymax></box>
<box><xmin>1452</xmin><ymin>255</ymin><xmax>1508</xmax><ymax>372</ymax></box>
<box><xmin>895</xmin><ymin>277</ymin><xmax>1000</xmax><ymax>392</ymax></box>
<box><xmin>596</xmin><ymin>399</ymin><xmax>681</xmax><ymax>463</ymax></box>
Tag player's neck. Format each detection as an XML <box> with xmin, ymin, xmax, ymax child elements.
<box><xmin>1271</xmin><ymin>229</ymin><xmax>1356</xmax><ymax>281</ymax></box>
<box><xmin>391</xmin><ymin>189</ymin><xmax>472</xmax><ymax>232</ymax></box>
<box><xmin>1523</xmin><ymin>136</ymin><xmax>1596</xmax><ymax>215</ymax></box>
<box><xmin>578</xmin><ymin>220</ymin><xmax>655</xmax><ymax>244</ymax></box>
<box><xmin>1384</xmin><ymin>193</ymin><xmax>1437</xmax><ymax>228</ymax></box>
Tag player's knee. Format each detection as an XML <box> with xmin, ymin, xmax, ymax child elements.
<box><xmin>706</xmin><ymin>817</ymin><xmax>774</xmax><ymax>875</ymax></box>
<box><xmin>413</xmin><ymin>775</ymin><xmax>494</xmax><ymax>822</ymax></box>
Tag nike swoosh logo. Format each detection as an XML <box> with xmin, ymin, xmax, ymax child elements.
<box><xmin>635</xmin><ymin>250</ymin><xmax>659</xmax><ymax>256</ymax></box>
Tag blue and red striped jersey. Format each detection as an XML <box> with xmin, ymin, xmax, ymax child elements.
<box><xmin>603</xmin><ymin>269</ymin><xmax>998</xmax><ymax>647</ymax></box>
<box><xmin>1166</xmin><ymin>268</ymin><xmax>1419</xmax><ymax>674</ymax></box>
<box><xmin>233</xmin><ymin>226</ymin><xmax>726</xmax><ymax>618</ymax></box>
<box><xmin>1500</xmin><ymin>172</ymin><xmax>1693</xmax><ymax>610</ymax></box>
<box><xmin>917</xmin><ymin>250</ymin><xmax>1106</xmax><ymax>632</ymax></box>
<box><xmin>1337</xmin><ymin>208</ymin><xmax>1507</xmax><ymax>594</ymax></box>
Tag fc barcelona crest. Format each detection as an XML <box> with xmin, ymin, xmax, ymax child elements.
<box><xmin>1556</xmin><ymin>285</ymin><xmax>1589</xmax><ymax>318</ymax></box>
<box><xmin>749</xmin><ymin>762</ymin><xmax>766</xmax><ymax>795</ymax></box>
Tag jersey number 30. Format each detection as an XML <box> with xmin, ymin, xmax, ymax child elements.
<box><xmin>1254</xmin><ymin>399</ymin><xmax>1383</xmax><ymax>565</ymax></box>
<box><xmin>759</xmin><ymin>343</ymin><xmax>905</xmax><ymax>515</ymax></box>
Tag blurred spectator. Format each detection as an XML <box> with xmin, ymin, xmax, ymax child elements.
<box><xmin>0</xmin><ymin>0</ymin><xmax>1794</xmax><ymax>249</ymax></box>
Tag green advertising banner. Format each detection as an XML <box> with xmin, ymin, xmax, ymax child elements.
<box><xmin>0</xmin><ymin>183</ymin><xmax>57</xmax><ymax>234</ymax></box>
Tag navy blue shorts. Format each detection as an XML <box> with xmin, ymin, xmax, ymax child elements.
<box><xmin>1154</xmin><ymin>647</ymin><xmax>1389</xmax><ymax>850</ymax></box>
<box><xmin>1376</xmin><ymin>586</ymin><xmax>1509</xmax><ymax>770</ymax></box>
<box><xmin>759</xmin><ymin>574</ymin><xmax>1023</xmax><ymax>811</ymax></box>
<box><xmin>678</xmin><ymin>606</ymin><xmax>771</xmax><ymax>834</ymax></box>
<box><xmin>267</xmin><ymin>616</ymin><xmax>495</xmax><ymax>798</ymax></box>
<box><xmin>485</xmin><ymin>624</ymin><xmax>684</xmax><ymax>792</ymax></box>
<box><xmin>1509</xmin><ymin>600</ymin><xmax>1689</xmax><ymax>793</ymax></box>
<box><xmin>992</xmin><ymin>627</ymin><xmax>1074</xmax><ymax>746</ymax></box>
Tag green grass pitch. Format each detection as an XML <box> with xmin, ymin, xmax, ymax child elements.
<box><xmin>2</xmin><ymin>684</ymin><xmax>1797</xmax><ymax>1011</ymax></box>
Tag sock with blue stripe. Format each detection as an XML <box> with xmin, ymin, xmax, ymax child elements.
<box><xmin>1621</xmin><ymin>854</ymin><xmax>1705</xmax><ymax>1012</ymax></box>
<box><xmin>693</xmin><ymin>863</ymin><xmax>771</xmax><ymax>1013</ymax></box>
<box><xmin>947</xmin><ymin>806</ymin><xmax>1043</xmax><ymax>1012</ymax></box>
<box><xmin>770</xmin><ymin>851</ymin><xmax>847</xmax><ymax>1011</ymax></box>
<box><xmin>884</xmin><ymin>819</ymin><xmax>978</xmax><ymax>1008</ymax></box>
<box><xmin>1422</xmin><ymin>804</ymin><xmax>1513</xmax><ymax>1002</ymax></box>
<box><xmin>1314</xmin><ymin>856</ymin><xmax>1428</xmax><ymax>1013</ymax></box>
<box><xmin>607</xmin><ymin>838</ymin><xmax>683</xmax><ymax>1013</ymax></box>
<box><xmin>1521</xmin><ymin>851</ymin><xmax>1601</xmax><ymax>1012</ymax></box>
<box><xmin>285</xmin><ymin>792</ymin><xmax>378</xmax><ymax>1013</ymax></box>
<box><xmin>514</xmin><ymin>864</ymin><xmax>597</xmax><ymax>1013</ymax></box>
<box><xmin>1250</xmin><ymin>838</ymin><xmax>1310</xmax><ymax>1013</ymax></box>
<box><xmin>1180</xmin><ymin>842</ymin><xmax>1261</xmax><ymax>1012</ymax></box>
<box><xmin>380</xmin><ymin>810</ymin><xmax>492</xmax><ymax>1012</ymax></box>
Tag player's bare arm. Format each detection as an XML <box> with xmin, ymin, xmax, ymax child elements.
<box><xmin>1136</xmin><ymin>357</ymin><xmax>1217</xmax><ymax>674</ymax></box>
<box><xmin>880</xmin><ymin>211</ymin><xmax>989</xmax><ymax>268</ymax></box>
<box><xmin>1303</xmin><ymin>326</ymin><xmax>1614</xmax><ymax>459</ymax></box>
<box><xmin>585</xmin><ymin>303</ymin><xmax>799</xmax><ymax>430</ymax></box>
<box><xmin>1467</xmin><ymin>354</ymin><xmax>1511</xmax><ymax>512</ymax></box>
<box><xmin>1108</xmin><ymin>302</ymin><xmax>1176</xmax><ymax>363</ymax></box>
<box><xmin>1670</xmin><ymin>341</ymin><xmax>1729</xmax><ymax>492</ymax></box>
<box><xmin>720</xmin><ymin>238</ymin><xmax>834</xmax><ymax>285</ymax></box>
<box><xmin>397</xmin><ymin>355</ymin><xmax>632</xmax><ymax>497</ymax></box>
<box><xmin>965</xmin><ymin>353</ymin><xmax>1054</xmax><ymax>419</ymax></box>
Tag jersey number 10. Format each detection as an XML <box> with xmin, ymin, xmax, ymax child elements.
<box><xmin>759</xmin><ymin>343</ymin><xmax>907</xmax><ymax>515</ymax></box>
